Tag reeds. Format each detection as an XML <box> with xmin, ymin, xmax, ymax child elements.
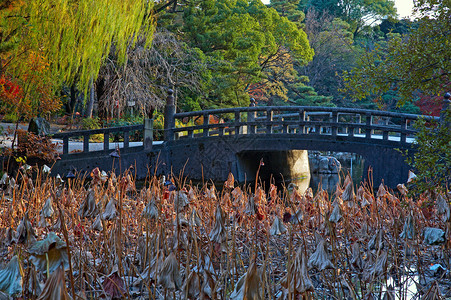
<box><xmin>0</xmin><ymin>165</ymin><xmax>450</xmax><ymax>299</ymax></box>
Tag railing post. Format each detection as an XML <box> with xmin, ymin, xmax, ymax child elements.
<box><xmin>247</xmin><ymin>99</ymin><xmax>256</xmax><ymax>134</ymax></box>
<box><xmin>104</xmin><ymin>132</ymin><xmax>110</xmax><ymax>151</ymax></box>
<box><xmin>266</xmin><ymin>108</ymin><xmax>273</xmax><ymax>134</ymax></box>
<box><xmin>298</xmin><ymin>109</ymin><xmax>305</xmax><ymax>134</ymax></box>
<box><xmin>124</xmin><ymin>129</ymin><xmax>130</xmax><ymax>149</ymax></box>
<box><xmin>203</xmin><ymin>112</ymin><xmax>209</xmax><ymax>137</ymax></box>
<box><xmin>235</xmin><ymin>110</ymin><xmax>243</xmax><ymax>134</ymax></box>
<box><xmin>83</xmin><ymin>134</ymin><xmax>89</xmax><ymax>152</ymax></box>
<box><xmin>164</xmin><ymin>89</ymin><xmax>175</xmax><ymax>141</ymax></box>
<box><xmin>331</xmin><ymin>111</ymin><xmax>338</xmax><ymax>137</ymax></box>
<box><xmin>441</xmin><ymin>92</ymin><xmax>450</xmax><ymax>129</ymax></box>
<box><xmin>365</xmin><ymin>112</ymin><xmax>372</xmax><ymax>139</ymax></box>
<box><xmin>400</xmin><ymin>117</ymin><xmax>407</xmax><ymax>143</ymax></box>
<box><xmin>144</xmin><ymin>118</ymin><xmax>153</xmax><ymax>151</ymax></box>
<box><xmin>63</xmin><ymin>136</ymin><xmax>69</xmax><ymax>155</ymax></box>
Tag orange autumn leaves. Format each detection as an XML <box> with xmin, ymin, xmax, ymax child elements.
<box><xmin>1</xmin><ymin>51</ymin><xmax>61</xmax><ymax>119</ymax></box>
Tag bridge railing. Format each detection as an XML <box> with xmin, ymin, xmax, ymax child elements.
<box><xmin>169</xmin><ymin>106</ymin><xmax>439</xmax><ymax>144</ymax></box>
<box><xmin>52</xmin><ymin>124</ymin><xmax>144</xmax><ymax>156</ymax></box>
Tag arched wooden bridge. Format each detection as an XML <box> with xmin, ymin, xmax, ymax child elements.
<box><xmin>51</xmin><ymin>102</ymin><xmax>441</xmax><ymax>188</ymax></box>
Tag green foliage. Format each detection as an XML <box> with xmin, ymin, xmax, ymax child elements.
<box><xmin>343</xmin><ymin>3</ymin><xmax>451</xmax><ymax>105</ymax></box>
<box><xmin>181</xmin><ymin>0</ymin><xmax>314</xmax><ymax>108</ymax></box>
<box><xmin>81</xmin><ymin>117</ymin><xmax>101</xmax><ymax>130</ymax></box>
<box><xmin>405</xmin><ymin>111</ymin><xmax>451</xmax><ymax>194</ymax></box>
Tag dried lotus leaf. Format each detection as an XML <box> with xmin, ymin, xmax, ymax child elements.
<box><xmin>102</xmin><ymin>265</ymin><xmax>126</xmax><ymax>299</ymax></box>
<box><xmin>436</xmin><ymin>194</ymin><xmax>450</xmax><ymax>223</ymax></box>
<box><xmin>400</xmin><ymin>213</ymin><xmax>415</xmax><ymax>240</ymax></box>
<box><xmin>0</xmin><ymin>256</ymin><xmax>22</xmax><ymax>296</ymax></box>
<box><xmin>41</xmin><ymin>197</ymin><xmax>54</xmax><ymax>218</ymax></box>
<box><xmin>329</xmin><ymin>201</ymin><xmax>342</xmax><ymax>223</ymax></box>
<box><xmin>14</xmin><ymin>213</ymin><xmax>36</xmax><ymax>245</ymax></box>
<box><xmin>270</xmin><ymin>216</ymin><xmax>287</xmax><ymax>236</ymax></box>
<box><xmin>91</xmin><ymin>215</ymin><xmax>103</xmax><ymax>231</ymax></box>
<box><xmin>423</xmin><ymin>227</ymin><xmax>446</xmax><ymax>245</ymax></box>
<box><xmin>78</xmin><ymin>189</ymin><xmax>97</xmax><ymax>219</ymax></box>
<box><xmin>28</xmin><ymin>232</ymin><xmax>69</xmax><ymax>274</ymax></box>
<box><xmin>281</xmin><ymin>247</ymin><xmax>314</xmax><ymax>294</ymax></box>
<box><xmin>230</xmin><ymin>262</ymin><xmax>262</xmax><ymax>300</ymax></box>
<box><xmin>183</xmin><ymin>270</ymin><xmax>201</xmax><ymax>299</ymax></box>
<box><xmin>142</xmin><ymin>199</ymin><xmax>158</xmax><ymax>220</ymax></box>
<box><xmin>189</xmin><ymin>208</ymin><xmax>202</xmax><ymax>227</ymax></box>
<box><xmin>209</xmin><ymin>205</ymin><xmax>226</xmax><ymax>244</ymax></box>
<box><xmin>290</xmin><ymin>209</ymin><xmax>303</xmax><ymax>225</ymax></box>
<box><xmin>37</xmin><ymin>266</ymin><xmax>71</xmax><ymax>300</ymax></box>
<box><xmin>102</xmin><ymin>198</ymin><xmax>117</xmax><ymax>221</ymax></box>
<box><xmin>342</xmin><ymin>176</ymin><xmax>355</xmax><ymax>202</ymax></box>
<box><xmin>158</xmin><ymin>252</ymin><xmax>182</xmax><ymax>290</ymax></box>
<box><xmin>308</xmin><ymin>239</ymin><xmax>334</xmax><ymax>271</ymax></box>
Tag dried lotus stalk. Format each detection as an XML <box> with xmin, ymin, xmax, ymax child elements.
<box><xmin>270</xmin><ymin>216</ymin><xmax>287</xmax><ymax>236</ymax></box>
<box><xmin>308</xmin><ymin>238</ymin><xmax>334</xmax><ymax>271</ymax></box>
<box><xmin>158</xmin><ymin>252</ymin><xmax>182</xmax><ymax>290</ymax></box>
<box><xmin>224</xmin><ymin>172</ymin><xmax>235</xmax><ymax>189</ymax></box>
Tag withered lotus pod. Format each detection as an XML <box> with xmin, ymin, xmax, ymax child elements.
<box><xmin>102</xmin><ymin>198</ymin><xmax>117</xmax><ymax>221</ymax></box>
<box><xmin>102</xmin><ymin>265</ymin><xmax>126</xmax><ymax>299</ymax></box>
<box><xmin>290</xmin><ymin>209</ymin><xmax>303</xmax><ymax>225</ymax></box>
<box><xmin>142</xmin><ymin>199</ymin><xmax>158</xmax><ymax>220</ymax></box>
<box><xmin>78</xmin><ymin>189</ymin><xmax>97</xmax><ymax>219</ymax></box>
<box><xmin>368</xmin><ymin>229</ymin><xmax>385</xmax><ymax>251</ymax></box>
<box><xmin>28</xmin><ymin>232</ymin><xmax>69</xmax><ymax>274</ymax></box>
<box><xmin>42</xmin><ymin>164</ymin><xmax>51</xmax><ymax>174</ymax></box>
<box><xmin>36</xmin><ymin>266</ymin><xmax>71</xmax><ymax>300</ymax></box>
<box><xmin>41</xmin><ymin>197</ymin><xmax>54</xmax><ymax>218</ymax></box>
<box><xmin>224</xmin><ymin>172</ymin><xmax>235</xmax><ymax>189</ymax></box>
<box><xmin>281</xmin><ymin>247</ymin><xmax>314</xmax><ymax>294</ymax></box>
<box><xmin>0</xmin><ymin>173</ymin><xmax>8</xmax><ymax>185</ymax></box>
<box><xmin>329</xmin><ymin>200</ymin><xmax>342</xmax><ymax>224</ymax></box>
<box><xmin>376</xmin><ymin>183</ymin><xmax>387</xmax><ymax>198</ymax></box>
<box><xmin>270</xmin><ymin>216</ymin><xmax>287</xmax><ymax>236</ymax></box>
<box><xmin>14</xmin><ymin>212</ymin><xmax>36</xmax><ymax>245</ymax></box>
<box><xmin>397</xmin><ymin>184</ymin><xmax>408</xmax><ymax>196</ymax></box>
<box><xmin>361</xmin><ymin>191</ymin><xmax>373</xmax><ymax>207</ymax></box>
<box><xmin>308</xmin><ymin>238</ymin><xmax>334</xmax><ymax>271</ymax></box>
<box><xmin>423</xmin><ymin>227</ymin><xmax>446</xmax><ymax>245</ymax></box>
<box><xmin>183</xmin><ymin>270</ymin><xmax>201</xmax><ymax>299</ymax></box>
<box><xmin>400</xmin><ymin>213</ymin><xmax>415</xmax><ymax>240</ymax></box>
<box><xmin>209</xmin><ymin>205</ymin><xmax>226</xmax><ymax>244</ymax></box>
<box><xmin>230</xmin><ymin>262</ymin><xmax>262</xmax><ymax>300</ymax></box>
<box><xmin>363</xmin><ymin>250</ymin><xmax>388</xmax><ymax>282</ymax></box>
<box><xmin>436</xmin><ymin>194</ymin><xmax>450</xmax><ymax>223</ymax></box>
<box><xmin>189</xmin><ymin>208</ymin><xmax>202</xmax><ymax>227</ymax></box>
<box><xmin>0</xmin><ymin>256</ymin><xmax>22</xmax><ymax>296</ymax></box>
<box><xmin>91</xmin><ymin>215</ymin><xmax>103</xmax><ymax>231</ymax></box>
<box><xmin>158</xmin><ymin>252</ymin><xmax>182</xmax><ymax>290</ymax></box>
<box><xmin>407</xmin><ymin>170</ymin><xmax>416</xmax><ymax>183</ymax></box>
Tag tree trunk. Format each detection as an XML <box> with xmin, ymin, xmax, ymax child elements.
<box><xmin>84</xmin><ymin>79</ymin><xmax>95</xmax><ymax>118</ymax></box>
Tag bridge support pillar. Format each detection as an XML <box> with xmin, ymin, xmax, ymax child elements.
<box><xmin>144</xmin><ymin>118</ymin><xmax>153</xmax><ymax>151</ymax></box>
